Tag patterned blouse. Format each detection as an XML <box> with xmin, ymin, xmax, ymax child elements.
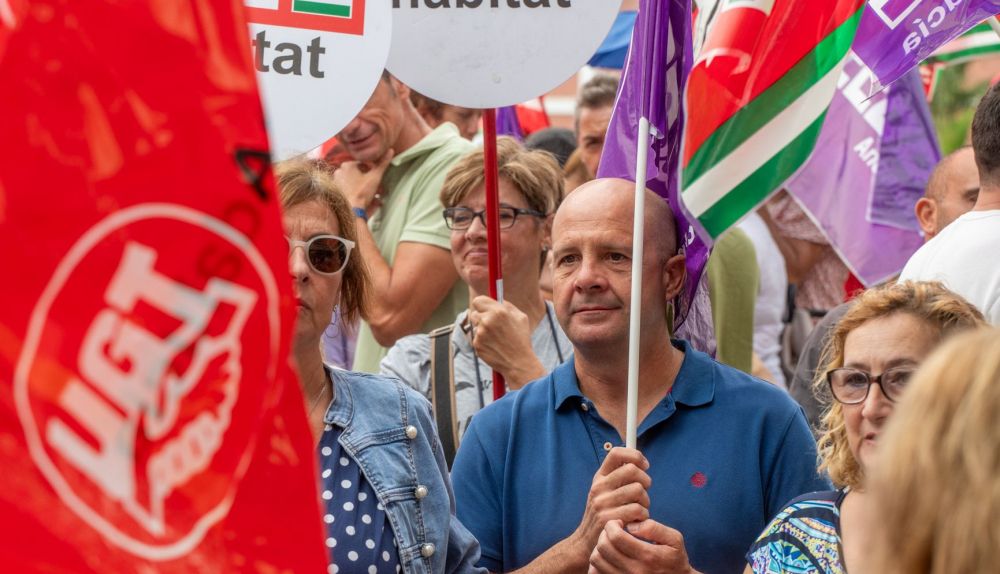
<box><xmin>746</xmin><ymin>490</ymin><xmax>847</xmax><ymax>574</ymax></box>
<box><xmin>318</xmin><ymin>422</ymin><xmax>402</xmax><ymax>574</ymax></box>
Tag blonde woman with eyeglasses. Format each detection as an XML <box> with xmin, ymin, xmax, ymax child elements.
<box><xmin>744</xmin><ymin>281</ymin><xmax>986</xmax><ymax>574</ymax></box>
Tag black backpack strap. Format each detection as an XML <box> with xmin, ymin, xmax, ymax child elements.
<box><xmin>428</xmin><ymin>324</ymin><xmax>459</xmax><ymax>469</ymax></box>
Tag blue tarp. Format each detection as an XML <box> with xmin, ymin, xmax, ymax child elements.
<box><xmin>587</xmin><ymin>11</ymin><xmax>636</xmax><ymax>70</ymax></box>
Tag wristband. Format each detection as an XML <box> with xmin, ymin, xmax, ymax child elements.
<box><xmin>352</xmin><ymin>207</ymin><xmax>369</xmax><ymax>222</ymax></box>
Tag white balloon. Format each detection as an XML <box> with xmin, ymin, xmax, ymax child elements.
<box><xmin>246</xmin><ymin>1</ymin><xmax>392</xmax><ymax>159</ymax></box>
<box><xmin>387</xmin><ymin>0</ymin><xmax>622</xmax><ymax>109</ymax></box>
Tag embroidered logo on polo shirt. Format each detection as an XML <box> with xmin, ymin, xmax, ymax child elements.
<box><xmin>690</xmin><ymin>472</ymin><xmax>708</xmax><ymax>488</ymax></box>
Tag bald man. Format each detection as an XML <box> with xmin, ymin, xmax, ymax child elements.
<box><xmin>451</xmin><ymin>179</ymin><xmax>828</xmax><ymax>574</ymax></box>
<box><xmin>914</xmin><ymin>146</ymin><xmax>980</xmax><ymax>241</ymax></box>
<box><xmin>901</xmin><ymin>83</ymin><xmax>1000</xmax><ymax>323</ymax></box>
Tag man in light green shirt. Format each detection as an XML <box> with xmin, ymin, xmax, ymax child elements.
<box><xmin>706</xmin><ymin>227</ymin><xmax>759</xmax><ymax>374</ymax></box>
<box><xmin>334</xmin><ymin>73</ymin><xmax>474</xmax><ymax>372</ymax></box>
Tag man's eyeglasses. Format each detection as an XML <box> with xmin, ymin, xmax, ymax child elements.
<box><xmin>286</xmin><ymin>235</ymin><xmax>355</xmax><ymax>275</ymax></box>
<box><xmin>826</xmin><ymin>366</ymin><xmax>916</xmax><ymax>404</ymax></box>
<box><xmin>443</xmin><ymin>206</ymin><xmax>546</xmax><ymax>230</ymax></box>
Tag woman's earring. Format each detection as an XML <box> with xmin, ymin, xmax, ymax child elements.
<box><xmin>324</xmin><ymin>305</ymin><xmax>341</xmax><ymax>338</ymax></box>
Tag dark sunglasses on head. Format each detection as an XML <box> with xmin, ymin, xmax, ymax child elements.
<box><xmin>286</xmin><ymin>234</ymin><xmax>355</xmax><ymax>275</ymax></box>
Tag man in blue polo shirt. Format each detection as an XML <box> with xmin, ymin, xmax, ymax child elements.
<box><xmin>451</xmin><ymin>179</ymin><xmax>829</xmax><ymax>573</ymax></box>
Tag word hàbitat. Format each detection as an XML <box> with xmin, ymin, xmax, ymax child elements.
<box><xmin>252</xmin><ymin>30</ymin><xmax>326</xmax><ymax>78</ymax></box>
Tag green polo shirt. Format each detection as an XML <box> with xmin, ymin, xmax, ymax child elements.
<box><xmin>707</xmin><ymin>227</ymin><xmax>759</xmax><ymax>374</ymax></box>
<box><xmin>352</xmin><ymin>123</ymin><xmax>474</xmax><ymax>373</ymax></box>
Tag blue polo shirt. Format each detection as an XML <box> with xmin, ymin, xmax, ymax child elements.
<box><xmin>451</xmin><ymin>340</ymin><xmax>830</xmax><ymax>573</ymax></box>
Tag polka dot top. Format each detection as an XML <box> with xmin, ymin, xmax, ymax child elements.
<box><xmin>319</xmin><ymin>423</ymin><xmax>402</xmax><ymax>574</ymax></box>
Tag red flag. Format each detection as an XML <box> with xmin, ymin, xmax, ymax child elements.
<box><xmin>514</xmin><ymin>98</ymin><xmax>551</xmax><ymax>136</ymax></box>
<box><xmin>0</xmin><ymin>1</ymin><xmax>328</xmax><ymax>571</ymax></box>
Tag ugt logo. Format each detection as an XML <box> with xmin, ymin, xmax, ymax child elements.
<box><xmin>244</xmin><ymin>0</ymin><xmax>366</xmax><ymax>35</ymax></box>
<box><xmin>14</xmin><ymin>204</ymin><xmax>281</xmax><ymax>560</ymax></box>
<box><xmin>867</xmin><ymin>0</ymin><xmax>924</xmax><ymax>30</ymax></box>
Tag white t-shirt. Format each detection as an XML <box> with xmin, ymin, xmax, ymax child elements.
<box><xmin>899</xmin><ymin>210</ymin><xmax>1000</xmax><ymax>324</ymax></box>
<box><xmin>738</xmin><ymin>213</ymin><xmax>788</xmax><ymax>387</ymax></box>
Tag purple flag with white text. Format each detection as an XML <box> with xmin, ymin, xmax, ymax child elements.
<box><xmin>869</xmin><ymin>67</ymin><xmax>941</xmax><ymax>230</ymax></box>
<box><xmin>598</xmin><ymin>0</ymin><xmax>707</xmax><ymax>325</ymax></box>
<box><xmin>784</xmin><ymin>55</ymin><xmax>932</xmax><ymax>286</ymax></box>
<box><xmin>854</xmin><ymin>0</ymin><xmax>1000</xmax><ymax>91</ymax></box>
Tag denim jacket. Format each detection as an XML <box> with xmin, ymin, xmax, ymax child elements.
<box><xmin>325</xmin><ymin>367</ymin><xmax>485</xmax><ymax>574</ymax></box>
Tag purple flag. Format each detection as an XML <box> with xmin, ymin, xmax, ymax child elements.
<box><xmin>854</xmin><ymin>0</ymin><xmax>1000</xmax><ymax>91</ymax></box>
<box><xmin>496</xmin><ymin>106</ymin><xmax>524</xmax><ymax>141</ymax></box>
<box><xmin>598</xmin><ymin>0</ymin><xmax>708</xmax><ymax>325</ymax></box>
<box><xmin>869</xmin><ymin>67</ymin><xmax>941</xmax><ymax>230</ymax></box>
<box><xmin>784</xmin><ymin>54</ymin><xmax>929</xmax><ymax>286</ymax></box>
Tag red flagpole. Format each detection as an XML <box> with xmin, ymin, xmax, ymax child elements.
<box><xmin>482</xmin><ymin>108</ymin><xmax>506</xmax><ymax>399</ymax></box>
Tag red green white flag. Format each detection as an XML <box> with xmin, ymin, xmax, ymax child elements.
<box><xmin>293</xmin><ymin>0</ymin><xmax>352</xmax><ymax>17</ymax></box>
<box><xmin>923</xmin><ymin>20</ymin><xmax>1000</xmax><ymax>66</ymax></box>
<box><xmin>681</xmin><ymin>0</ymin><xmax>866</xmax><ymax>239</ymax></box>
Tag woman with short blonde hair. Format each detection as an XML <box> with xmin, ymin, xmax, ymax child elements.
<box><xmin>745</xmin><ymin>281</ymin><xmax>985</xmax><ymax>574</ymax></box>
<box><xmin>381</xmin><ymin>137</ymin><xmax>570</xmax><ymax>465</ymax></box>
<box><xmin>866</xmin><ymin>327</ymin><xmax>1000</xmax><ymax>574</ymax></box>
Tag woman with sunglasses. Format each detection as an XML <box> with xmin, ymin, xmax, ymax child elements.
<box><xmin>278</xmin><ymin>159</ymin><xmax>484</xmax><ymax>574</ymax></box>
<box><xmin>380</xmin><ymin>138</ymin><xmax>570</xmax><ymax>462</ymax></box>
<box><xmin>744</xmin><ymin>281</ymin><xmax>985</xmax><ymax>574</ymax></box>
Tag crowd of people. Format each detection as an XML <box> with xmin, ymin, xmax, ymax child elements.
<box><xmin>281</xmin><ymin>71</ymin><xmax>1000</xmax><ymax>573</ymax></box>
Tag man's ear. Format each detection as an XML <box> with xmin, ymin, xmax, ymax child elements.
<box><xmin>914</xmin><ymin>197</ymin><xmax>938</xmax><ymax>239</ymax></box>
<box><xmin>542</xmin><ymin>214</ymin><xmax>553</xmax><ymax>249</ymax></box>
<box><xmin>390</xmin><ymin>76</ymin><xmax>411</xmax><ymax>102</ymax></box>
<box><xmin>663</xmin><ymin>253</ymin><xmax>686</xmax><ymax>302</ymax></box>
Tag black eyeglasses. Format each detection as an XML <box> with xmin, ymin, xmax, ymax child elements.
<box><xmin>443</xmin><ymin>205</ymin><xmax>546</xmax><ymax>230</ymax></box>
<box><xmin>286</xmin><ymin>235</ymin><xmax>355</xmax><ymax>275</ymax></box>
<box><xmin>826</xmin><ymin>366</ymin><xmax>916</xmax><ymax>404</ymax></box>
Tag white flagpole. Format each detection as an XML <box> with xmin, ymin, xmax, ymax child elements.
<box><xmin>989</xmin><ymin>16</ymin><xmax>1000</xmax><ymax>40</ymax></box>
<box><xmin>626</xmin><ymin>116</ymin><xmax>650</xmax><ymax>450</ymax></box>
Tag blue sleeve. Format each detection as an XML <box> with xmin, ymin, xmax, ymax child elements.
<box><xmin>451</xmin><ymin>417</ymin><xmax>505</xmax><ymax>572</ymax></box>
<box><xmin>763</xmin><ymin>408</ymin><xmax>832</xmax><ymax>519</ymax></box>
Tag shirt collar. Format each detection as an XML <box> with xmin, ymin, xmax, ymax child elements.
<box><xmin>452</xmin><ymin>310</ymin><xmax>473</xmax><ymax>353</ymax></box>
<box><xmin>553</xmin><ymin>357</ymin><xmax>584</xmax><ymax>410</ymax></box>
<box><xmin>669</xmin><ymin>339</ymin><xmax>716</xmax><ymax>407</ymax></box>
<box><xmin>552</xmin><ymin>339</ymin><xmax>715</xmax><ymax>410</ymax></box>
<box><xmin>389</xmin><ymin>123</ymin><xmax>461</xmax><ymax>168</ymax></box>
<box><xmin>323</xmin><ymin>366</ymin><xmax>354</xmax><ymax>427</ymax></box>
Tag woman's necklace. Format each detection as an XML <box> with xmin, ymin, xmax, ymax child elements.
<box><xmin>307</xmin><ymin>377</ymin><xmax>331</xmax><ymax>416</ymax></box>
